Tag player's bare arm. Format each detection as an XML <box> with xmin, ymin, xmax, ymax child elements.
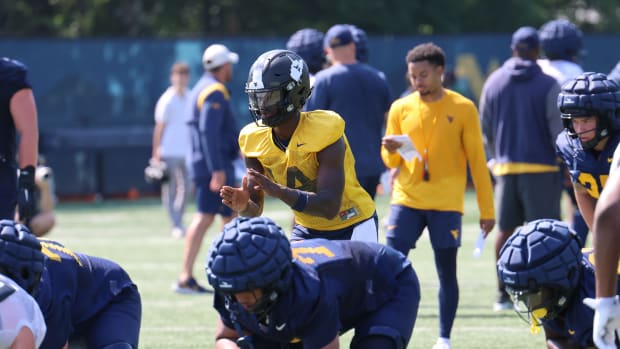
<box><xmin>220</xmin><ymin>157</ymin><xmax>264</xmax><ymax>216</ymax></box>
<box><xmin>309</xmin><ymin>137</ymin><xmax>346</xmax><ymax>218</ymax></box>
<box><xmin>214</xmin><ymin>317</ymin><xmax>242</xmax><ymax>349</ymax></box>
<box><xmin>573</xmin><ymin>182</ymin><xmax>597</xmax><ymax>230</ymax></box>
<box><xmin>210</xmin><ymin>170</ymin><xmax>227</xmax><ymax>192</ymax></box>
<box><xmin>230</xmin><ymin>138</ymin><xmax>346</xmax><ymax>219</ymax></box>
<box><xmin>9</xmin><ymin>326</ymin><xmax>37</xmax><ymax>349</ymax></box>
<box><xmin>593</xmin><ymin>168</ymin><xmax>620</xmax><ymax>298</ymax></box>
<box><xmin>10</xmin><ymin>88</ymin><xmax>38</xmax><ymax>168</ymax></box>
<box><xmin>252</xmin><ymin>137</ymin><xmax>345</xmax><ymax>218</ymax></box>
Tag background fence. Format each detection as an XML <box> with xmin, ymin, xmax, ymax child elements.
<box><xmin>3</xmin><ymin>34</ymin><xmax>619</xmax><ymax>197</ymax></box>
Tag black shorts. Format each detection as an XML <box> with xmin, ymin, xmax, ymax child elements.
<box><xmin>495</xmin><ymin>172</ymin><xmax>562</xmax><ymax>231</ymax></box>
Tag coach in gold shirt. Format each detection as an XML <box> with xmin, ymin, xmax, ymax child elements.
<box><xmin>220</xmin><ymin>49</ymin><xmax>377</xmax><ymax>242</ymax></box>
<box><xmin>381</xmin><ymin>43</ymin><xmax>495</xmax><ymax>349</ymax></box>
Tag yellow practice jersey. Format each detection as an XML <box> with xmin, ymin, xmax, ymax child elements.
<box><xmin>239</xmin><ymin>110</ymin><xmax>376</xmax><ymax>230</ymax></box>
<box><xmin>381</xmin><ymin>90</ymin><xmax>495</xmax><ymax>219</ymax></box>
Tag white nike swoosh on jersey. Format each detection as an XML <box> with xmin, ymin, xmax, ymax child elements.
<box><xmin>276</xmin><ymin>323</ymin><xmax>286</xmax><ymax>331</ymax></box>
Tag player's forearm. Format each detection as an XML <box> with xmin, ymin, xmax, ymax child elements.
<box><xmin>574</xmin><ymin>186</ymin><xmax>596</xmax><ymax>231</ymax></box>
<box><xmin>276</xmin><ymin>186</ymin><xmax>340</xmax><ymax>219</ymax></box>
<box><xmin>215</xmin><ymin>338</ymin><xmax>240</xmax><ymax>349</ymax></box>
<box><xmin>593</xmin><ymin>201</ymin><xmax>620</xmax><ymax>297</ymax></box>
<box><xmin>303</xmin><ymin>191</ymin><xmax>341</xmax><ymax>219</ymax></box>
<box><xmin>17</xmin><ymin>129</ymin><xmax>38</xmax><ymax>168</ymax></box>
<box><xmin>593</xmin><ymin>165</ymin><xmax>620</xmax><ymax>297</ymax></box>
<box><xmin>239</xmin><ymin>199</ymin><xmax>262</xmax><ymax>217</ymax></box>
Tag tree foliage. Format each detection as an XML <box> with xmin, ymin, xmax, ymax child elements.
<box><xmin>1</xmin><ymin>0</ymin><xmax>618</xmax><ymax>37</ymax></box>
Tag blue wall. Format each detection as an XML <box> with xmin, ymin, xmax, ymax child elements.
<box><xmin>2</xmin><ymin>35</ymin><xmax>619</xmax><ymax>196</ymax></box>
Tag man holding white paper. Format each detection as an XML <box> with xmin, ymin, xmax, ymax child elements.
<box><xmin>381</xmin><ymin>43</ymin><xmax>495</xmax><ymax>349</ymax></box>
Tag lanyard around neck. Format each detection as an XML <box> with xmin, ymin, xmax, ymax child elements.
<box><xmin>417</xmin><ymin>97</ymin><xmax>440</xmax><ymax>181</ymax></box>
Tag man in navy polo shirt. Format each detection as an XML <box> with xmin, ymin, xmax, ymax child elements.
<box><xmin>0</xmin><ymin>57</ymin><xmax>38</xmax><ymax>226</ymax></box>
<box><xmin>305</xmin><ymin>24</ymin><xmax>392</xmax><ymax>199</ymax></box>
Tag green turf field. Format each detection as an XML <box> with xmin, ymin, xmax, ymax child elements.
<box><xmin>50</xmin><ymin>191</ymin><xmax>548</xmax><ymax>348</ymax></box>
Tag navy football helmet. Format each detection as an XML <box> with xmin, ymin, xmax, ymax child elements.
<box><xmin>245</xmin><ymin>50</ymin><xmax>311</xmax><ymax>127</ymax></box>
<box><xmin>0</xmin><ymin>220</ymin><xmax>45</xmax><ymax>294</ymax></box>
<box><xmin>286</xmin><ymin>28</ymin><xmax>325</xmax><ymax>75</ymax></box>
<box><xmin>348</xmin><ymin>25</ymin><xmax>369</xmax><ymax>63</ymax></box>
<box><xmin>539</xmin><ymin>19</ymin><xmax>583</xmax><ymax>61</ymax></box>
<box><xmin>558</xmin><ymin>72</ymin><xmax>620</xmax><ymax>149</ymax></box>
<box><xmin>206</xmin><ymin>217</ymin><xmax>292</xmax><ymax>319</ymax></box>
<box><xmin>497</xmin><ymin>219</ymin><xmax>582</xmax><ymax>330</ymax></box>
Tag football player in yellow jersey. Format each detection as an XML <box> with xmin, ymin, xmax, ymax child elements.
<box><xmin>220</xmin><ymin>49</ymin><xmax>377</xmax><ymax>242</ymax></box>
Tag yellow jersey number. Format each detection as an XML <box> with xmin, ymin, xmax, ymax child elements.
<box><xmin>287</xmin><ymin>167</ymin><xmax>316</xmax><ymax>192</ymax></box>
<box><xmin>578</xmin><ymin>173</ymin><xmax>609</xmax><ymax>199</ymax></box>
<box><xmin>39</xmin><ymin>239</ymin><xmax>83</xmax><ymax>267</ymax></box>
<box><xmin>291</xmin><ymin>246</ymin><xmax>335</xmax><ymax>265</ymax></box>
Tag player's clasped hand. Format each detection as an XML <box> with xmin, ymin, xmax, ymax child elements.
<box><xmin>245</xmin><ymin>168</ymin><xmax>283</xmax><ymax>197</ymax></box>
<box><xmin>17</xmin><ymin>165</ymin><xmax>37</xmax><ymax>222</ymax></box>
<box><xmin>220</xmin><ymin>169</ymin><xmax>285</xmax><ymax>212</ymax></box>
<box><xmin>220</xmin><ymin>176</ymin><xmax>251</xmax><ymax>212</ymax></box>
<box><xmin>583</xmin><ymin>296</ymin><xmax>620</xmax><ymax>349</ymax></box>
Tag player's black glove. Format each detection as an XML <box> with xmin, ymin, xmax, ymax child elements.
<box><xmin>17</xmin><ymin>165</ymin><xmax>36</xmax><ymax>222</ymax></box>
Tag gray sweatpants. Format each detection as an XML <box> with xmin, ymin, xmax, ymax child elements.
<box><xmin>161</xmin><ymin>156</ymin><xmax>188</xmax><ymax>229</ymax></box>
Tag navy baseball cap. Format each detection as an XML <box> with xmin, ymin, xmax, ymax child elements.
<box><xmin>511</xmin><ymin>26</ymin><xmax>540</xmax><ymax>53</ymax></box>
<box><xmin>324</xmin><ymin>24</ymin><xmax>354</xmax><ymax>49</ymax></box>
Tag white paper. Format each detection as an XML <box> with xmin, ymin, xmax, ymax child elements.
<box><xmin>385</xmin><ymin>135</ymin><xmax>421</xmax><ymax>162</ymax></box>
<box><xmin>473</xmin><ymin>230</ymin><xmax>486</xmax><ymax>258</ymax></box>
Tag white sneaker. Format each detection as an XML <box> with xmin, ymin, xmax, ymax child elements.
<box><xmin>493</xmin><ymin>300</ymin><xmax>514</xmax><ymax>311</ymax></box>
<box><xmin>432</xmin><ymin>338</ymin><xmax>451</xmax><ymax>349</ymax></box>
<box><xmin>493</xmin><ymin>293</ymin><xmax>514</xmax><ymax>311</ymax></box>
<box><xmin>171</xmin><ymin>227</ymin><xmax>185</xmax><ymax>239</ymax></box>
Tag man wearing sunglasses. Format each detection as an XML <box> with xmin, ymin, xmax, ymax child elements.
<box><xmin>497</xmin><ymin>218</ymin><xmax>620</xmax><ymax>348</ymax></box>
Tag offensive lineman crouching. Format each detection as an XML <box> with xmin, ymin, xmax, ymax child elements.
<box><xmin>206</xmin><ymin>216</ymin><xmax>420</xmax><ymax>349</ymax></box>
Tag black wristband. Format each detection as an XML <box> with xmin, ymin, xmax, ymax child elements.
<box><xmin>18</xmin><ymin>165</ymin><xmax>35</xmax><ymax>188</ymax></box>
<box><xmin>291</xmin><ymin>191</ymin><xmax>309</xmax><ymax>212</ymax></box>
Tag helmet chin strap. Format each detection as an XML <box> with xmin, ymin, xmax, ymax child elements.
<box><xmin>576</xmin><ymin>126</ymin><xmax>607</xmax><ymax>150</ymax></box>
<box><xmin>573</xmin><ymin>127</ymin><xmax>598</xmax><ymax>137</ymax></box>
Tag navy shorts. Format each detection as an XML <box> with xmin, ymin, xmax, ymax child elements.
<box><xmin>194</xmin><ymin>169</ymin><xmax>235</xmax><ymax>216</ymax></box>
<box><xmin>70</xmin><ymin>285</ymin><xmax>142</xmax><ymax>348</ymax></box>
<box><xmin>386</xmin><ymin>205</ymin><xmax>462</xmax><ymax>255</ymax></box>
<box><xmin>0</xmin><ymin>164</ymin><xmax>17</xmax><ymax>220</ymax></box>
